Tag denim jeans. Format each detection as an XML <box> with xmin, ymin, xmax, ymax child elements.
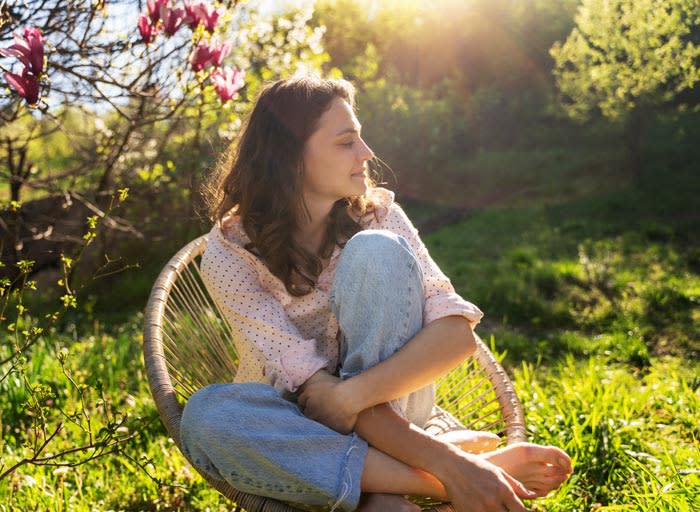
<box><xmin>180</xmin><ymin>229</ymin><xmax>435</xmax><ymax>511</ymax></box>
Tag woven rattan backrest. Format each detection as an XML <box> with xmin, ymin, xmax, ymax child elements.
<box><xmin>144</xmin><ymin>234</ymin><xmax>526</xmax><ymax>511</ymax></box>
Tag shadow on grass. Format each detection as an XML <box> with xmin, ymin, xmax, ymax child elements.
<box><xmin>417</xmin><ymin>115</ymin><xmax>700</xmax><ymax>367</ymax></box>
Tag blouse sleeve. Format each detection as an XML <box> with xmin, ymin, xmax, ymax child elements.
<box><xmin>200</xmin><ymin>231</ymin><xmax>330</xmax><ymax>395</ymax></box>
<box><xmin>378</xmin><ymin>203</ymin><xmax>484</xmax><ymax>328</ymax></box>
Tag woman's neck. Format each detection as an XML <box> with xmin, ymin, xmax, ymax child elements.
<box><xmin>294</xmin><ymin>197</ymin><xmax>334</xmax><ymax>255</ymax></box>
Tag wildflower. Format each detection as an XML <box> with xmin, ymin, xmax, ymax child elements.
<box><xmin>190</xmin><ymin>38</ymin><xmax>230</xmax><ymax>71</ymax></box>
<box><xmin>209</xmin><ymin>38</ymin><xmax>231</xmax><ymax>67</ymax></box>
<box><xmin>147</xmin><ymin>0</ymin><xmax>167</xmax><ymax>23</ymax></box>
<box><xmin>4</xmin><ymin>69</ymin><xmax>40</xmax><ymax>104</ymax></box>
<box><xmin>190</xmin><ymin>41</ymin><xmax>212</xmax><ymax>72</ymax></box>
<box><xmin>210</xmin><ymin>66</ymin><xmax>244</xmax><ymax>102</ymax></box>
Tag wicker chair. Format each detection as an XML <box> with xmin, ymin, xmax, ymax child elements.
<box><xmin>143</xmin><ymin>234</ymin><xmax>527</xmax><ymax>512</ymax></box>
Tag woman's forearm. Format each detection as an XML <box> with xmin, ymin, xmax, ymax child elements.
<box><xmin>355</xmin><ymin>403</ymin><xmax>532</xmax><ymax>512</ymax></box>
<box><xmin>297</xmin><ymin>315</ymin><xmax>476</xmax><ymax>435</ymax></box>
<box><xmin>356</xmin><ymin>403</ymin><xmax>455</xmax><ymax>474</ymax></box>
<box><xmin>341</xmin><ymin>315</ymin><xmax>476</xmax><ymax>414</ymax></box>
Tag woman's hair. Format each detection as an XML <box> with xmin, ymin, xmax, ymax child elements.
<box><xmin>203</xmin><ymin>76</ymin><xmax>379</xmax><ymax>296</ymax></box>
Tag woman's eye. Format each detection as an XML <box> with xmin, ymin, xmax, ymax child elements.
<box><xmin>341</xmin><ymin>141</ymin><xmax>355</xmax><ymax>148</ymax></box>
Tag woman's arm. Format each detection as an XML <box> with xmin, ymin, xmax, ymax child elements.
<box><xmin>356</xmin><ymin>402</ymin><xmax>531</xmax><ymax>512</ymax></box>
<box><xmin>346</xmin><ymin>315</ymin><xmax>475</xmax><ymax>409</ymax></box>
<box><xmin>298</xmin><ymin>315</ymin><xmax>475</xmax><ymax>433</ymax></box>
<box><xmin>296</xmin><ymin>314</ymin><xmax>532</xmax><ymax>510</ymax></box>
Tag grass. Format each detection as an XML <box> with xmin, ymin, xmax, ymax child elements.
<box><xmin>420</xmin><ymin>159</ymin><xmax>700</xmax><ymax>364</ymax></box>
<box><xmin>2</xmin><ymin>320</ymin><xmax>697</xmax><ymax>510</ymax></box>
<box><xmin>2</xmin><ymin>111</ymin><xmax>699</xmax><ymax>509</ymax></box>
<box><xmin>518</xmin><ymin>356</ymin><xmax>699</xmax><ymax>511</ymax></box>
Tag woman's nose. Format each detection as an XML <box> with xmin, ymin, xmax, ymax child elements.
<box><xmin>358</xmin><ymin>138</ymin><xmax>374</xmax><ymax>161</ymax></box>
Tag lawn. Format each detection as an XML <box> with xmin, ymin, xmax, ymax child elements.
<box><xmin>2</xmin><ymin>115</ymin><xmax>699</xmax><ymax>510</ymax></box>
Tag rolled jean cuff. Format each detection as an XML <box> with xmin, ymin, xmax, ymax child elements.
<box><xmin>338</xmin><ymin>367</ymin><xmax>362</xmax><ymax>380</ymax></box>
<box><xmin>331</xmin><ymin>433</ymin><xmax>369</xmax><ymax>512</ymax></box>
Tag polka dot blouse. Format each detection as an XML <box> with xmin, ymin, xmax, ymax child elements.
<box><xmin>200</xmin><ymin>187</ymin><xmax>483</xmax><ymax>396</ymax></box>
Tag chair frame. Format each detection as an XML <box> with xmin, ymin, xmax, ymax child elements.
<box><xmin>143</xmin><ymin>234</ymin><xmax>526</xmax><ymax>511</ymax></box>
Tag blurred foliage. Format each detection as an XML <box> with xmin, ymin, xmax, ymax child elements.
<box><xmin>550</xmin><ymin>0</ymin><xmax>700</xmax><ymax>176</ymax></box>
<box><xmin>316</xmin><ymin>0</ymin><xmax>580</xmax><ymax>90</ymax></box>
<box><xmin>423</xmin><ymin>117</ymin><xmax>700</xmax><ymax>364</ymax></box>
<box><xmin>314</xmin><ymin>0</ymin><xmax>612</xmax><ymax>203</ymax></box>
<box><xmin>1</xmin><ymin>1</ymin><xmax>699</xmax><ymax>509</ymax></box>
<box><xmin>551</xmin><ymin>0</ymin><xmax>700</xmax><ymax>122</ymax></box>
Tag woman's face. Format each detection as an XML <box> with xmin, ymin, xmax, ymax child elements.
<box><xmin>302</xmin><ymin>96</ymin><xmax>374</xmax><ymax>208</ymax></box>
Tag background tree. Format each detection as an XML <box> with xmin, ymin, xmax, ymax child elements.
<box><xmin>0</xmin><ymin>0</ymin><xmax>327</xmax><ymax>287</ymax></box>
<box><xmin>315</xmin><ymin>0</ymin><xmax>581</xmax><ymax>204</ymax></box>
<box><xmin>0</xmin><ymin>0</ymin><xmax>328</xmax><ymax>487</ymax></box>
<box><xmin>550</xmin><ymin>0</ymin><xmax>700</xmax><ymax>178</ymax></box>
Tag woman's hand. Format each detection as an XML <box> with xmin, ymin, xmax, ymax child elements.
<box><xmin>297</xmin><ymin>370</ymin><xmax>359</xmax><ymax>434</ymax></box>
<box><xmin>432</xmin><ymin>447</ymin><xmax>536</xmax><ymax>512</ymax></box>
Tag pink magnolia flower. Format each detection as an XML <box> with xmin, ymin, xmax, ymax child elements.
<box><xmin>4</xmin><ymin>69</ymin><xmax>40</xmax><ymax>104</ymax></box>
<box><xmin>209</xmin><ymin>39</ymin><xmax>231</xmax><ymax>67</ymax></box>
<box><xmin>210</xmin><ymin>66</ymin><xmax>244</xmax><ymax>102</ymax></box>
<box><xmin>0</xmin><ymin>27</ymin><xmax>44</xmax><ymax>76</ymax></box>
<box><xmin>147</xmin><ymin>0</ymin><xmax>167</xmax><ymax>22</ymax></box>
<box><xmin>184</xmin><ymin>1</ymin><xmax>223</xmax><ymax>32</ymax></box>
<box><xmin>190</xmin><ymin>38</ymin><xmax>230</xmax><ymax>71</ymax></box>
<box><xmin>138</xmin><ymin>14</ymin><xmax>158</xmax><ymax>45</ymax></box>
<box><xmin>190</xmin><ymin>41</ymin><xmax>212</xmax><ymax>72</ymax></box>
<box><xmin>160</xmin><ymin>4</ymin><xmax>185</xmax><ymax>36</ymax></box>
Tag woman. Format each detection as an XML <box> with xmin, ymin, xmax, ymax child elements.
<box><xmin>181</xmin><ymin>76</ymin><xmax>572</xmax><ymax>512</ymax></box>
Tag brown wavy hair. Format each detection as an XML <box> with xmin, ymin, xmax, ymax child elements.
<box><xmin>203</xmin><ymin>76</ymin><xmax>379</xmax><ymax>296</ymax></box>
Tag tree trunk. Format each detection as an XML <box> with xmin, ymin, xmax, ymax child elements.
<box><xmin>623</xmin><ymin>107</ymin><xmax>650</xmax><ymax>185</ymax></box>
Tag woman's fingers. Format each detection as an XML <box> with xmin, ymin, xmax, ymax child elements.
<box><xmin>440</xmin><ymin>456</ymin><xmax>530</xmax><ymax>512</ymax></box>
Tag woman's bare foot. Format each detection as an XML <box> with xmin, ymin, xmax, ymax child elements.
<box><xmin>436</xmin><ymin>430</ymin><xmax>500</xmax><ymax>454</ymax></box>
<box><xmin>358</xmin><ymin>493</ymin><xmax>420</xmax><ymax>511</ymax></box>
<box><xmin>481</xmin><ymin>442</ymin><xmax>573</xmax><ymax>497</ymax></box>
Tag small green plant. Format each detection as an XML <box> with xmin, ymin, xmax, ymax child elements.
<box><xmin>0</xmin><ymin>189</ymin><xmax>144</xmax><ymax>483</ymax></box>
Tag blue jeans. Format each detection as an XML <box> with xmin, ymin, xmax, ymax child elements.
<box><xmin>180</xmin><ymin>230</ymin><xmax>435</xmax><ymax>511</ymax></box>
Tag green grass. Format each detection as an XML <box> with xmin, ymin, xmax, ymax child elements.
<box><xmin>516</xmin><ymin>356</ymin><xmax>700</xmax><ymax>511</ymax></box>
<box><xmin>421</xmin><ymin>161</ymin><xmax>700</xmax><ymax>364</ymax></box>
<box><xmin>2</xmin><ymin>111</ymin><xmax>699</xmax><ymax>509</ymax></box>
<box><xmin>1</xmin><ymin>319</ymin><xmax>697</xmax><ymax>510</ymax></box>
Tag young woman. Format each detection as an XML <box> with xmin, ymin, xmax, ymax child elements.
<box><xmin>181</xmin><ymin>76</ymin><xmax>572</xmax><ymax>512</ymax></box>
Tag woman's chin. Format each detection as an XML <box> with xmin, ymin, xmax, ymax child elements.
<box><xmin>351</xmin><ymin>176</ymin><xmax>368</xmax><ymax>194</ymax></box>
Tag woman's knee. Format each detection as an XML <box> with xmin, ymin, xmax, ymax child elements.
<box><xmin>344</xmin><ymin>229</ymin><xmax>411</xmax><ymax>259</ymax></box>
<box><xmin>338</xmin><ymin>229</ymin><xmax>421</xmax><ymax>281</ymax></box>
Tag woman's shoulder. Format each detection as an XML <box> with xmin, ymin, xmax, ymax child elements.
<box><xmin>363</xmin><ymin>186</ymin><xmax>415</xmax><ymax>229</ymax></box>
<box><xmin>217</xmin><ymin>212</ymin><xmax>249</xmax><ymax>246</ymax></box>
<box><xmin>366</xmin><ymin>186</ymin><xmax>395</xmax><ymax>208</ymax></box>
<box><xmin>362</xmin><ymin>186</ymin><xmax>399</xmax><ymax>226</ymax></box>
<box><xmin>203</xmin><ymin>214</ymin><xmax>259</xmax><ymax>271</ymax></box>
